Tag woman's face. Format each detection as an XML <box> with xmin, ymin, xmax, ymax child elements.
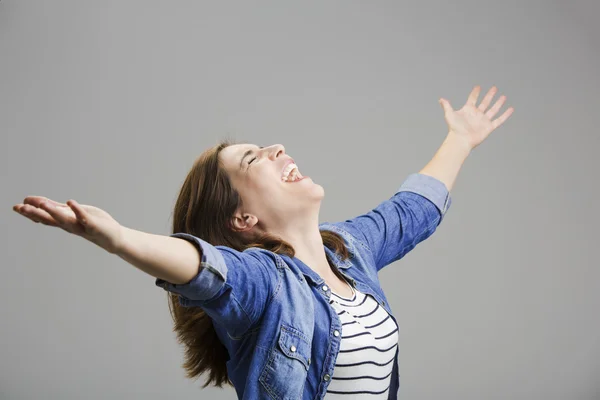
<box><xmin>219</xmin><ymin>143</ymin><xmax>324</xmax><ymax>231</ymax></box>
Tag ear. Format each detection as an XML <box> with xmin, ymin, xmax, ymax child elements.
<box><xmin>230</xmin><ymin>211</ymin><xmax>258</xmax><ymax>232</ymax></box>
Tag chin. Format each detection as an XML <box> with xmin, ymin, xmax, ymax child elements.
<box><xmin>316</xmin><ymin>183</ymin><xmax>325</xmax><ymax>197</ymax></box>
<box><xmin>306</xmin><ymin>179</ymin><xmax>324</xmax><ymax>197</ymax></box>
<box><xmin>285</xmin><ymin>178</ymin><xmax>324</xmax><ymax>200</ymax></box>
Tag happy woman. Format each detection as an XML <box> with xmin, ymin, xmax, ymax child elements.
<box><xmin>13</xmin><ymin>85</ymin><xmax>513</xmax><ymax>399</ymax></box>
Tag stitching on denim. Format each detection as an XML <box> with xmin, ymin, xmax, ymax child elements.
<box><xmin>270</xmin><ymin>268</ymin><xmax>283</xmax><ymax>304</ymax></box>
<box><xmin>279</xmin><ymin>326</ymin><xmax>311</xmax><ymax>370</ymax></box>
<box><xmin>244</xmin><ymin>249</ymin><xmax>284</xmax><ymax>308</ymax></box>
<box><xmin>281</xmin><ymin>324</ymin><xmax>311</xmax><ymax>344</ymax></box>
<box><xmin>258</xmin><ymin>342</ymin><xmax>279</xmax><ymax>400</ymax></box>
<box><xmin>226</xmin><ymin>325</ymin><xmax>261</xmax><ymax>341</ymax></box>
<box><xmin>398</xmin><ymin>178</ymin><xmax>448</xmax><ymax>215</ymax></box>
<box><xmin>269</xmin><ymin>254</ymin><xmax>284</xmax><ymax>304</ymax></box>
<box><xmin>322</xmin><ymin>224</ymin><xmax>371</xmax><ymax>254</ymax></box>
<box><xmin>172</xmin><ymin>262</ymin><xmax>226</xmax><ymax>302</ymax></box>
<box><xmin>228</xmin><ymin>288</ymin><xmax>254</xmax><ymax>334</ymax></box>
<box><xmin>200</xmin><ymin>261</ymin><xmax>226</xmax><ymax>281</ymax></box>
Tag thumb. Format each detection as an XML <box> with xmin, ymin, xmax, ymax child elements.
<box><xmin>439</xmin><ymin>98</ymin><xmax>453</xmax><ymax>115</ymax></box>
<box><xmin>67</xmin><ymin>199</ymin><xmax>89</xmax><ymax>225</ymax></box>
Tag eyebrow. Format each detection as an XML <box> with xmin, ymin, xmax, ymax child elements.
<box><xmin>239</xmin><ymin>146</ymin><xmax>264</xmax><ymax>171</ymax></box>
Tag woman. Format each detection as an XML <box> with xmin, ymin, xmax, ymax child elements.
<box><xmin>13</xmin><ymin>85</ymin><xmax>513</xmax><ymax>399</ymax></box>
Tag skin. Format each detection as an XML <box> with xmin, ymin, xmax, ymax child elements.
<box><xmin>219</xmin><ymin>143</ymin><xmax>341</xmax><ymax>283</ymax></box>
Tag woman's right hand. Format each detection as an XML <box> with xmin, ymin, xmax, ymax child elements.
<box><xmin>13</xmin><ymin>197</ymin><xmax>124</xmax><ymax>254</ymax></box>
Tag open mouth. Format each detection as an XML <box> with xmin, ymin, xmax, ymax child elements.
<box><xmin>281</xmin><ymin>162</ymin><xmax>305</xmax><ymax>183</ymax></box>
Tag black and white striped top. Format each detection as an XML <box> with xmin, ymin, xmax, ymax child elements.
<box><xmin>325</xmin><ymin>283</ymin><xmax>399</xmax><ymax>399</ymax></box>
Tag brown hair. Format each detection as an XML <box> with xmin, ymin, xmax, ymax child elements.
<box><xmin>163</xmin><ymin>139</ymin><xmax>350</xmax><ymax>388</ymax></box>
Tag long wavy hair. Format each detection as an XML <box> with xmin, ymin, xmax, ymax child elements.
<box><xmin>164</xmin><ymin>139</ymin><xmax>350</xmax><ymax>388</ymax></box>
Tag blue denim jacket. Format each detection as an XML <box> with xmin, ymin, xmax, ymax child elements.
<box><xmin>156</xmin><ymin>173</ymin><xmax>451</xmax><ymax>399</ymax></box>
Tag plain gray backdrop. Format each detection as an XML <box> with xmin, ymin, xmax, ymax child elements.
<box><xmin>2</xmin><ymin>1</ymin><xmax>599</xmax><ymax>399</ymax></box>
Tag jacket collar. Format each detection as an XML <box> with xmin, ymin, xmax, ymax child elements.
<box><xmin>282</xmin><ymin>244</ymin><xmax>354</xmax><ymax>287</ymax></box>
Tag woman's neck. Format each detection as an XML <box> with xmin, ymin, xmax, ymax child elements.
<box><xmin>271</xmin><ymin>222</ymin><xmax>333</xmax><ymax>279</ymax></box>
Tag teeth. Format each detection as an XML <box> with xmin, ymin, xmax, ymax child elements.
<box><xmin>284</xmin><ymin>170</ymin><xmax>297</xmax><ymax>182</ymax></box>
<box><xmin>283</xmin><ymin>163</ymin><xmax>296</xmax><ymax>176</ymax></box>
<box><xmin>282</xmin><ymin>163</ymin><xmax>302</xmax><ymax>182</ymax></box>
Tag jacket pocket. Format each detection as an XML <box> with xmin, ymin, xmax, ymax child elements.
<box><xmin>259</xmin><ymin>324</ymin><xmax>312</xmax><ymax>399</ymax></box>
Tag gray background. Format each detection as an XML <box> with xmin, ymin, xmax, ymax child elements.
<box><xmin>1</xmin><ymin>1</ymin><xmax>599</xmax><ymax>399</ymax></box>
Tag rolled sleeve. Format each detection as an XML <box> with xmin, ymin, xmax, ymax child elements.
<box><xmin>156</xmin><ymin>233</ymin><xmax>228</xmax><ymax>302</ymax></box>
<box><xmin>396</xmin><ymin>173</ymin><xmax>452</xmax><ymax>220</ymax></box>
<box><xmin>155</xmin><ymin>233</ymin><xmax>279</xmax><ymax>336</ymax></box>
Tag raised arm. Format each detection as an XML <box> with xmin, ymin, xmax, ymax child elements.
<box><xmin>321</xmin><ymin>86</ymin><xmax>514</xmax><ymax>274</ymax></box>
<box><xmin>422</xmin><ymin>85</ymin><xmax>514</xmax><ymax>191</ymax></box>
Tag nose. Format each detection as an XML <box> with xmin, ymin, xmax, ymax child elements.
<box><xmin>266</xmin><ymin>144</ymin><xmax>285</xmax><ymax>161</ymax></box>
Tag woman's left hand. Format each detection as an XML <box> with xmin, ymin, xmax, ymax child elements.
<box><xmin>439</xmin><ymin>85</ymin><xmax>514</xmax><ymax>150</ymax></box>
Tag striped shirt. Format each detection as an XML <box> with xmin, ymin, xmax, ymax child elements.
<box><xmin>325</xmin><ymin>283</ymin><xmax>399</xmax><ymax>398</ymax></box>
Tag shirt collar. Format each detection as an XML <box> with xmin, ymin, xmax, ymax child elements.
<box><xmin>281</xmin><ymin>245</ymin><xmax>353</xmax><ymax>287</ymax></box>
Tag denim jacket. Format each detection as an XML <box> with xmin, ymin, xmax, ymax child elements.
<box><xmin>156</xmin><ymin>173</ymin><xmax>451</xmax><ymax>399</ymax></box>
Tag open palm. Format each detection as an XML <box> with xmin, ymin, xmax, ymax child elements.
<box><xmin>13</xmin><ymin>197</ymin><xmax>123</xmax><ymax>254</ymax></box>
<box><xmin>439</xmin><ymin>85</ymin><xmax>514</xmax><ymax>150</ymax></box>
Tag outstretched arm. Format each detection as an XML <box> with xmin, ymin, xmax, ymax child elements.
<box><xmin>117</xmin><ymin>227</ymin><xmax>201</xmax><ymax>284</ymax></box>
<box><xmin>14</xmin><ymin>197</ymin><xmax>280</xmax><ymax>336</ymax></box>
<box><xmin>13</xmin><ymin>197</ymin><xmax>202</xmax><ymax>285</ymax></box>
<box><xmin>420</xmin><ymin>85</ymin><xmax>514</xmax><ymax>191</ymax></box>
<box><xmin>320</xmin><ymin>85</ymin><xmax>514</xmax><ymax>273</ymax></box>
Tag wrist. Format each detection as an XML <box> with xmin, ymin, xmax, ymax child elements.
<box><xmin>112</xmin><ymin>224</ymin><xmax>128</xmax><ymax>256</ymax></box>
<box><xmin>445</xmin><ymin>132</ymin><xmax>474</xmax><ymax>156</ymax></box>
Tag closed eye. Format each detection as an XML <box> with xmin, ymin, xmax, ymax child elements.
<box><xmin>248</xmin><ymin>157</ymin><xmax>257</xmax><ymax>165</ymax></box>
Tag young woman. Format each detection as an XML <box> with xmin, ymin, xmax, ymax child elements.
<box><xmin>13</xmin><ymin>86</ymin><xmax>513</xmax><ymax>399</ymax></box>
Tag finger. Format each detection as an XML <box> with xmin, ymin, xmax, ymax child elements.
<box><xmin>15</xmin><ymin>204</ymin><xmax>42</xmax><ymax>223</ymax></box>
<box><xmin>439</xmin><ymin>98</ymin><xmax>454</xmax><ymax>115</ymax></box>
<box><xmin>485</xmin><ymin>95</ymin><xmax>506</xmax><ymax>119</ymax></box>
<box><xmin>478</xmin><ymin>86</ymin><xmax>497</xmax><ymax>112</ymax></box>
<box><xmin>39</xmin><ymin>201</ymin><xmax>75</xmax><ymax>227</ymax></box>
<box><xmin>15</xmin><ymin>204</ymin><xmax>60</xmax><ymax>226</ymax></box>
<box><xmin>67</xmin><ymin>199</ymin><xmax>89</xmax><ymax>225</ymax></box>
<box><xmin>492</xmin><ymin>107</ymin><xmax>514</xmax><ymax>129</ymax></box>
<box><xmin>467</xmin><ymin>85</ymin><xmax>481</xmax><ymax>106</ymax></box>
<box><xmin>23</xmin><ymin>196</ymin><xmax>68</xmax><ymax>208</ymax></box>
